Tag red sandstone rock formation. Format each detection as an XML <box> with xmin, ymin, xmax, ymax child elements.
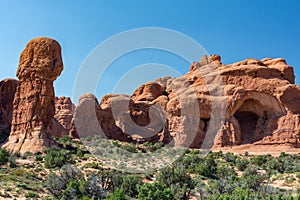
<box><xmin>70</xmin><ymin>94</ymin><xmax>133</xmax><ymax>141</ymax></box>
<box><xmin>72</xmin><ymin>55</ymin><xmax>300</xmax><ymax>149</ymax></box>
<box><xmin>70</xmin><ymin>94</ymin><xmax>104</xmax><ymax>139</ymax></box>
<box><xmin>50</xmin><ymin>97</ymin><xmax>75</xmax><ymax>138</ymax></box>
<box><xmin>0</xmin><ymin>78</ymin><xmax>18</xmax><ymax>143</ymax></box>
<box><xmin>3</xmin><ymin>37</ymin><xmax>63</xmax><ymax>154</ymax></box>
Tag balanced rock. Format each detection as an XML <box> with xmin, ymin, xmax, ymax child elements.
<box><xmin>4</xmin><ymin>37</ymin><xmax>63</xmax><ymax>154</ymax></box>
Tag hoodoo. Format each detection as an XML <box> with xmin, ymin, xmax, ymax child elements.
<box><xmin>4</xmin><ymin>37</ymin><xmax>63</xmax><ymax>154</ymax></box>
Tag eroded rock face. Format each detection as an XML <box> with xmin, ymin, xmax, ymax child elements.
<box><xmin>70</xmin><ymin>94</ymin><xmax>133</xmax><ymax>141</ymax></box>
<box><xmin>4</xmin><ymin>37</ymin><xmax>63</xmax><ymax>154</ymax></box>
<box><xmin>131</xmin><ymin>82</ymin><xmax>165</xmax><ymax>101</ymax></box>
<box><xmin>185</xmin><ymin>55</ymin><xmax>299</xmax><ymax>147</ymax></box>
<box><xmin>71</xmin><ymin>54</ymin><xmax>300</xmax><ymax>149</ymax></box>
<box><xmin>70</xmin><ymin>94</ymin><xmax>104</xmax><ymax>139</ymax></box>
<box><xmin>0</xmin><ymin>79</ymin><xmax>18</xmax><ymax>143</ymax></box>
<box><xmin>50</xmin><ymin>97</ymin><xmax>75</xmax><ymax>138</ymax></box>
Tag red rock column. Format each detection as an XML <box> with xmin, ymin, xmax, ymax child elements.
<box><xmin>4</xmin><ymin>37</ymin><xmax>63</xmax><ymax>154</ymax></box>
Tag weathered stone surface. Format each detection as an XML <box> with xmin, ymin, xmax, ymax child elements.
<box><xmin>262</xmin><ymin>112</ymin><xmax>300</xmax><ymax>146</ymax></box>
<box><xmin>131</xmin><ymin>82</ymin><xmax>165</xmax><ymax>101</ymax></box>
<box><xmin>0</xmin><ymin>78</ymin><xmax>18</xmax><ymax>143</ymax></box>
<box><xmin>70</xmin><ymin>94</ymin><xmax>133</xmax><ymax>141</ymax></box>
<box><xmin>70</xmin><ymin>94</ymin><xmax>103</xmax><ymax>138</ymax></box>
<box><xmin>50</xmin><ymin>97</ymin><xmax>75</xmax><ymax>138</ymax></box>
<box><xmin>4</xmin><ymin>37</ymin><xmax>63</xmax><ymax>154</ymax></box>
<box><xmin>71</xmin><ymin>54</ymin><xmax>300</xmax><ymax>149</ymax></box>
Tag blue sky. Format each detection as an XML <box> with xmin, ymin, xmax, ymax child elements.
<box><xmin>0</xmin><ymin>0</ymin><xmax>299</xmax><ymax>103</ymax></box>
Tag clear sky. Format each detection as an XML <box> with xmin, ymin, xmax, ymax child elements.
<box><xmin>0</xmin><ymin>0</ymin><xmax>299</xmax><ymax>103</ymax></box>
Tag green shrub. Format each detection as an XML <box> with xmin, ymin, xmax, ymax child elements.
<box><xmin>241</xmin><ymin>167</ymin><xmax>267</xmax><ymax>191</ymax></box>
<box><xmin>137</xmin><ymin>182</ymin><xmax>174</xmax><ymax>200</ymax></box>
<box><xmin>223</xmin><ymin>152</ymin><xmax>237</xmax><ymax>163</ymax></box>
<box><xmin>105</xmin><ymin>189</ymin><xmax>127</xmax><ymax>200</ymax></box>
<box><xmin>195</xmin><ymin>155</ymin><xmax>217</xmax><ymax>178</ymax></box>
<box><xmin>236</xmin><ymin>158</ymin><xmax>249</xmax><ymax>171</ymax></box>
<box><xmin>112</xmin><ymin>140</ymin><xmax>121</xmax><ymax>148</ymax></box>
<box><xmin>82</xmin><ymin>162</ymin><xmax>101</xmax><ymax>169</ymax></box>
<box><xmin>61</xmin><ymin>179</ymin><xmax>86</xmax><ymax>199</ymax></box>
<box><xmin>35</xmin><ymin>155</ymin><xmax>43</xmax><ymax>162</ymax></box>
<box><xmin>297</xmin><ymin>173</ymin><xmax>300</xmax><ymax>183</ymax></box>
<box><xmin>22</xmin><ymin>151</ymin><xmax>33</xmax><ymax>159</ymax></box>
<box><xmin>251</xmin><ymin>154</ymin><xmax>270</xmax><ymax>167</ymax></box>
<box><xmin>47</xmin><ymin>165</ymin><xmax>126</xmax><ymax>199</ymax></box>
<box><xmin>179</xmin><ymin>152</ymin><xmax>204</xmax><ymax>173</ymax></box>
<box><xmin>150</xmin><ymin>142</ymin><xmax>164</xmax><ymax>152</ymax></box>
<box><xmin>124</xmin><ymin>145</ymin><xmax>137</xmax><ymax>153</ymax></box>
<box><xmin>0</xmin><ymin>148</ymin><xmax>10</xmax><ymax>166</ymax></box>
<box><xmin>25</xmin><ymin>191</ymin><xmax>39</xmax><ymax>198</ymax></box>
<box><xmin>121</xmin><ymin>175</ymin><xmax>142</xmax><ymax>198</ymax></box>
<box><xmin>284</xmin><ymin>176</ymin><xmax>295</xmax><ymax>184</ymax></box>
<box><xmin>44</xmin><ymin>148</ymin><xmax>66</xmax><ymax>169</ymax></box>
<box><xmin>58</xmin><ymin>135</ymin><xmax>73</xmax><ymax>145</ymax></box>
<box><xmin>217</xmin><ymin>164</ymin><xmax>237</xmax><ymax>179</ymax></box>
<box><xmin>157</xmin><ymin>163</ymin><xmax>195</xmax><ymax>199</ymax></box>
<box><xmin>46</xmin><ymin>165</ymin><xmax>84</xmax><ymax>198</ymax></box>
<box><xmin>8</xmin><ymin>156</ymin><xmax>17</xmax><ymax>168</ymax></box>
<box><xmin>76</xmin><ymin>149</ymin><xmax>84</xmax><ymax>158</ymax></box>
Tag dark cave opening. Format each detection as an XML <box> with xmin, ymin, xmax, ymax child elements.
<box><xmin>234</xmin><ymin>111</ymin><xmax>259</xmax><ymax>144</ymax></box>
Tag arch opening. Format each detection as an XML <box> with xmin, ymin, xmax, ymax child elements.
<box><xmin>234</xmin><ymin>110</ymin><xmax>259</xmax><ymax>144</ymax></box>
<box><xmin>233</xmin><ymin>98</ymin><xmax>270</xmax><ymax>144</ymax></box>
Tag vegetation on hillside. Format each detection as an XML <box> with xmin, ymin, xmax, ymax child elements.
<box><xmin>0</xmin><ymin>136</ymin><xmax>299</xmax><ymax>199</ymax></box>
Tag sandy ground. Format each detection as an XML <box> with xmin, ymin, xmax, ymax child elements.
<box><xmin>213</xmin><ymin>144</ymin><xmax>300</xmax><ymax>156</ymax></box>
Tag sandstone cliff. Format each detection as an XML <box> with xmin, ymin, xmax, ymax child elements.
<box><xmin>1</xmin><ymin>38</ymin><xmax>299</xmax><ymax>153</ymax></box>
<box><xmin>50</xmin><ymin>96</ymin><xmax>75</xmax><ymax>138</ymax></box>
<box><xmin>72</xmin><ymin>55</ymin><xmax>300</xmax><ymax>149</ymax></box>
<box><xmin>0</xmin><ymin>78</ymin><xmax>18</xmax><ymax>143</ymax></box>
